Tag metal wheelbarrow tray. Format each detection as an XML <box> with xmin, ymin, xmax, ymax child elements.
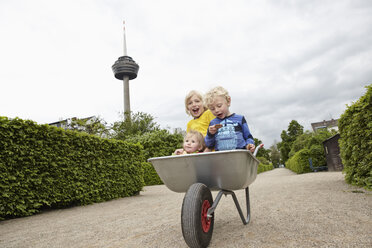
<box><xmin>148</xmin><ymin>149</ymin><xmax>261</xmax><ymax>248</ymax></box>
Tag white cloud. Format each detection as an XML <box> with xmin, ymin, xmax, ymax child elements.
<box><xmin>1</xmin><ymin>0</ymin><xmax>371</xmax><ymax>146</ymax></box>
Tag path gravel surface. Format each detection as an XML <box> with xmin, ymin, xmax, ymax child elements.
<box><xmin>0</xmin><ymin>168</ymin><xmax>371</xmax><ymax>248</ymax></box>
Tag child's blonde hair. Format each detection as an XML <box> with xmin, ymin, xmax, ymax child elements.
<box><xmin>184</xmin><ymin>90</ymin><xmax>208</xmax><ymax>116</ymax></box>
<box><xmin>184</xmin><ymin>130</ymin><xmax>206</xmax><ymax>151</ymax></box>
<box><xmin>204</xmin><ymin>86</ymin><xmax>231</xmax><ymax>107</ymax></box>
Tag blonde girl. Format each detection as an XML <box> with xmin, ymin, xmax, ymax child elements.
<box><xmin>185</xmin><ymin>90</ymin><xmax>215</xmax><ymax>136</ymax></box>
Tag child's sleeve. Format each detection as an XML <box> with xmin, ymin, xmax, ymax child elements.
<box><xmin>241</xmin><ymin>116</ymin><xmax>254</xmax><ymax>145</ymax></box>
<box><xmin>204</xmin><ymin>120</ymin><xmax>216</xmax><ymax>149</ymax></box>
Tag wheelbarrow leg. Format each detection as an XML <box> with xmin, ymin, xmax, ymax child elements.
<box><xmin>231</xmin><ymin>187</ymin><xmax>251</xmax><ymax>225</ymax></box>
<box><xmin>207</xmin><ymin>187</ymin><xmax>251</xmax><ymax>225</ymax></box>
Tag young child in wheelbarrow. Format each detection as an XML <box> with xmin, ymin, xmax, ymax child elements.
<box><xmin>204</xmin><ymin>86</ymin><xmax>256</xmax><ymax>152</ymax></box>
<box><xmin>174</xmin><ymin>90</ymin><xmax>215</xmax><ymax>155</ymax></box>
<box><xmin>184</xmin><ymin>90</ymin><xmax>215</xmax><ymax>136</ymax></box>
<box><xmin>173</xmin><ymin>130</ymin><xmax>206</xmax><ymax>155</ymax></box>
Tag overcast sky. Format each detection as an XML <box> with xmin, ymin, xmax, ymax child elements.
<box><xmin>1</xmin><ymin>0</ymin><xmax>371</xmax><ymax>146</ymax></box>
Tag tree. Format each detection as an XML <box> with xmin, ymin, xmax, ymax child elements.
<box><xmin>111</xmin><ymin>111</ymin><xmax>160</xmax><ymax>140</ymax></box>
<box><xmin>287</xmin><ymin>120</ymin><xmax>304</xmax><ymax>137</ymax></box>
<box><xmin>270</xmin><ymin>142</ymin><xmax>281</xmax><ymax>168</ymax></box>
<box><xmin>68</xmin><ymin>116</ymin><xmax>109</xmax><ymax>138</ymax></box>
<box><xmin>279</xmin><ymin>120</ymin><xmax>304</xmax><ymax>164</ymax></box>
<box><xmin>288</xmin><ymin>131</ymin><xmax>313</xmax><ymax>158</ymax></box>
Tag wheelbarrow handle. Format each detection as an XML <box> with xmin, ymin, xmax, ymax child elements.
<box><xmin>253</xmin><ymin>143</ymin><xmax>264</xmax><ymax>157</ymax></box>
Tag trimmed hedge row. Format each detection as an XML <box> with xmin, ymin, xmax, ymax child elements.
<box><xmin>0</xmin><ymin>117</ymin><xmax>144</xmax><ymax>219</ymax></box>
<box><xmin>142</xmin><ymin>162</ymin><xmax>163</xmax><ymax>185</ymax></box>
<box><xmin>339</xmin><ymin>85</ymin><xmax>372</xmax><ymax>189</ymax></box>
<box><xmin>256</xmin><ymin>156</ymin><xmax>274</xmax><ymax>174</ymax></box>
<box><xmin>257</xmin><ymin>163</ymin><xmax>274</xmax><ymax>174</ymax></box>
<box><xmin>286</xmin><ymin>148</ymin><xmax>313</xmax><ymax>174</ymax></box>
<box><xmin>126</xmin><ymin>130</ymin><xmax>183</xmax><ymax>186</ymax></box>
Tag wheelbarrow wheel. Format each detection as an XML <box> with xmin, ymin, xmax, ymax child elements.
<box><xmin>181</xmin><ymin>183</ymin><xmax>214</xmax><ymax>248</ymax></box>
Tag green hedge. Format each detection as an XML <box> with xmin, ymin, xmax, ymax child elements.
<box><xmin>142</xmin><ymin>162</ymin><xmax>163</xmax><ymax>185</ymax></box>
<box><xmin>285</xmin><ymin>129</ymin><xmax>335</xmax><ymax>174</ymax></box>
<box><xmin>126</xmin><ymin>130</ymin><xmax>183</xmax><ymax>185</ymax></box>
<box><xmin>256</xmin><ymin>157</ymin><xmax>274</xmax><ymax>174</ymax></box>
<box><xmin>286</xmin><ymin>148</ymin><xmax>313</xmax><ymax>174</ymax></box>
<box><xmin>339</xmin><ymin>85</ymin><xmax>372</xmax><ymax>189</ymax></box>
<box><xmin>0</xmin><ymin>117</ymin><xmax>144</xmax><ymax>219</ymax></box>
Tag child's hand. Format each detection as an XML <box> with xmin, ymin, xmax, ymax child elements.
<box><xmin>209</xmin><ymin>124</ymin><xmax>222</xmax><ymax>135</ymax></box>
<box><xmin>174</xmin><ymin>148</ymin><xmax>184</xmax><ymax>155</ymax></box>
<box><xmin>204</xmin><ymin>147</ymin><xmax>212</xmax><ymax>152</ymax></box>
<box><xmin>246</xmin><ymin>144</ymin><xmax>255</xmax><ymax>153</ymax></box>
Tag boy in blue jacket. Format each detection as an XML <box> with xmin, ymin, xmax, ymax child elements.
<box><xmin>204</xmin><ymin>86</ymin><xmax>255</xmax><ymax>152</ymax></box>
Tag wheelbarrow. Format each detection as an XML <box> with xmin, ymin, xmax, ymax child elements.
<box><xmin>148</xmin><ymin>145</ymin><xmax>262</xmax><ymax>248</ymax></box>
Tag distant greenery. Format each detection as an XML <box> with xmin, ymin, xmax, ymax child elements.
<box><xmin>111</xmin><ymin>112</ymin><xmax>160</xmax><ymax>140</ymax></box>
<box><xmin>269</xmin><ymin>143</ymin><xmax>281</xmax><ymax>168</ymax></box>
<box><xmin>68</xmin><ymin>116</ymin><xmax>110</xmax><ymax>138</ymax></box>
<box><xmin>339</xmin><ymin>85</ymin><xmax>372</xmax><ymax>189</ymax></box>
<box><xmin>277</xmin><ymin>120</ymin><xmax>304</xmax><ymax>164</ymax></box>
<box><xmin>285</xmin><ymin>129</ymin><xmax>336</xmax><ymax>174</ymax></box>
<box><xmin>275</xmin><ymin>117</ymin><xmax>336</xmax><ymax>174</ymax></box>
<box><xmin>256</xmin><ymin>156</ymin><xmax>274</xmax><ymax>174</ymax></box>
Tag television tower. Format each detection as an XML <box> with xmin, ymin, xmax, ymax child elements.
<box><xmin>112</xmin><ymin>21</ymin><xmax>139</xmax><ymax>120</ymax></box>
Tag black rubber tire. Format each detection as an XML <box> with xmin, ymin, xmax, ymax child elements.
<box><xmin>181</xmin><ymin>183</ymin><xmax>214</xmax><ymax>248</ymax></box>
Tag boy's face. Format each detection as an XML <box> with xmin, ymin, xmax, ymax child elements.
<box><xmin>208</xmin><ymin>96</ymin><xmax>231</xmax><ymax>119</ymax></box>
<box><xmin>183</xmin><ymin>134</ymin><xmax>201</xmax><ymax>153</ymax></box>
<box><xmin>187</xmin><ymin>94</ymin><xmax>205</xmax><ymax>118</ymax></box>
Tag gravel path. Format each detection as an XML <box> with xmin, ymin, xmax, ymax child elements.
<box><xmin>1</xmin><ymin>168</ymin><xmax>371</xmax><ymax>248</ymax></box>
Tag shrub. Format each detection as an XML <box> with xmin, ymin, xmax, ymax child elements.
<box><xmin>126</xmin><ymin>130</ymin><xmax>183</xmax><ymax>185</ymax></box>
<box><xmin>285</xmin><ymin>129</ymin><xmax>335</xmax><ymax>174</ymax></box>
<box><xmin>286</xmin><ymin>148</ymin><xmax>312</xmax><ymax>174</ymax></box>
<box><xmin>141</xmin><ymin>162</ymin><xmax>163</xmax><ymax>185</ymax></box>
<box><xmin>339</xmin><ymin>85</ymin><xmax>372</xmax><ymax>189</ymax></box>
<box><xmin>256</xmin><ymin>156</ymin><xmax>274</xmax><ymax>174</ymax></box>
<box><xmin>0</xmin><ymin>117</ymin><xmax>144</xmax><ymax>219</ymax></box>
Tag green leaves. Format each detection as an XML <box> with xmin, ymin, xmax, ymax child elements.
<box><xmin>0</xmin><ymin>113</ymin><xmax>184</xmax><ymax>220</ymax></box>
<box><xmin>256</xmin><ymin>156</ymin><xmax>274</xmax><ymax>174</ymax></box>
<box><xmin>286</xmin><ymin>148</ymin><xmax>312</xmax><ymax>174</ymax></box>
<box><xmin>278</xmin><ymin>120</ymin><xmax>304</xmax><ymax>163</ymax></box>
<box><xmin>339</xmin><ymin>84</ymin><xmax>372</xmax><ymax>189</ymax></box>
<box><xmin>111</xmin><ymin>111</ymin><xmax>161</xmax><ymax>140</ymax></box>
<box><xmin>126</xmin><ymin>130</ymin><xmax>183</xmax><ymax>185</ymax></box>
<box><xmin>285</xmin><ymin>129</ymin><xmax>335</xmax><ymax>174</ymax></box>
<box><xmin>0</xmin><ymin>117</ymin><xmax>145</xmax><ymax>219</ymax></box>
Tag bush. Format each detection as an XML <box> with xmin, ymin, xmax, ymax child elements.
<box><xmin>285</xmin><ymin>129</ymin><xmax>335</xmax><ymax>174</ymax></box>
<box><xmin>0</xmin><ymin>117</ymin><xmax>144</xmax><ymax>219</ymax></box>
<box><xmin>142</xmin><ymin>162</ymin><xmax>163</xmax><ymax>185</ymax></box>
<box><xmin>339</xmin><ymin>85</ymin><xmax>372</xmax><ymax>189</ymax></box>
<box><xmin>288</xmin><ymin>131</ymin><xmax>313</xmax><ymax>158</ymax></box>
<box><xmin>256</xmin><ymin>156</ymin><xmax>274</xmax><ymax>174</ymax></box>
<box><xmin>126</xmin><ymin>130</ymin><xmax>183</xmax><ymax>185</ymax></box>
<box><xmin>286</xmin><ymin>148</ymin><xmax>312</xmax><ymax>174</ymax></box>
